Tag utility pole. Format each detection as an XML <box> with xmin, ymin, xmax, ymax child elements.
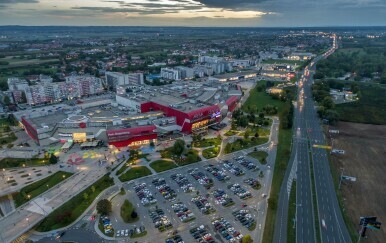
<box><xmin>339</xmin><ymin>168</ymin><xmax>344</xmax><ymax>190</ymax></box>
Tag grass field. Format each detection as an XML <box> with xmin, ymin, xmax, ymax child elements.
<box><xmin>36</xmin><ymin>174</ymin><xmax>114</xmax><ymax>232</ymax></box>
<box><xmin>224</xmin><ymin>130</ymin><xmax>238</xmax><ymax>136</ymax></box>
<box><xmin>335</xmin><ymin>84</ymin><xmax>386</xmax><ymax>125</ymax></box>
<box><xmin>287</xmin><ymin>182</ymin><xmax>296</xmax><ymax>243</ymax></box>
<box><xmin>160</xmin><ymin>148</ymin><xmax>201</xmax><ymax>166</ymax></box>
<box><xmin>13</xmin><ymin>171</ymin><xmax>73</xmax><ymax>207</ymax></box>
<box><xmin>150</xmin><ymin>160</ymin><xmax>178</xmax><ymax>173</ymax></box>
<box><xmin>262</xmin><ymin>128</ymin><xmax>292</xmax><ymax>243</ymax></box>
<box><xmin>248</xmin><ymin>151</ymin><xmax>268</xmax><ymax>164</ymax></box>
<box><xmin>224</xmin><ymin>137</ymin><xmax>268</xmax><ymax>154</ymax></box>
<box><xmin>0</xmin><ymin>157</ymin><xmax>50</xmax><ymax>169</ymax></box>
<box><xmin>202</xmin><ymin>146</ymin><xmax>220</xmax><ymax>159</ymax></box>
<box><xmin>120</xmin><ymin>199</ymin><xmax>139</xmax><ymax>223</ymax></box>
<box><xmin>0</xmin><ymin>56</ymin><xmax>60</xmax><ymax>69</ymax></box>
<box><xmin>192</xmin><ymin>137</ymin><xmax>221</xmax><ymax>148</ymax></box>
<box><xmin>118</xmin><ymin>166</ymin><xmax>152</xmax><ymax>182</ymax></box>
<box><xmin>242</xmin><ymin>84</ymin><xmax>287</xmax><ymax>113</ymax></box>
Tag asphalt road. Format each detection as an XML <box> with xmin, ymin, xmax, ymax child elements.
<box><xmin>273</xmin><ymin>69</ymin><xmax>316</xmax><ymax>243</ymax></box>
<box><xmin>274</xmin><ymin>35</ymin><xmax>351</xmax><ymax>243</ymax></box>
<box><xmin>36</xmin><ymin>228</ymin><xmax>105</xmax><ymax>243</ymax></box>
<box><xmin>303</xmin><ymin>61</ymin><xmax>352</xmax><ymax>243</ymax></box>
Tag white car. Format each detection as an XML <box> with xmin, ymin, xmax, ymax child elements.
<box><xmin>125</xmin><ymin>229</ymin><xmax>129</xmax><ymax>236</ymax></box>
<box><xmin>322</xmin><ymin>219</ymin><xmax>327</xmax><ymax>229</ymax></box>
<box><xmin>116</xmin><ymin>231</ymin><xmax>120</xmax><ymax>237</ymax></box>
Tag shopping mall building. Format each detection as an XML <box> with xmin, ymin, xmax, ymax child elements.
<box><xmin>16</xmin><ymin>81</ymin><xmax>241</xmax><ymax>148</ymax></box>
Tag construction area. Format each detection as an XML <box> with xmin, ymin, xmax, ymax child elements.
<box><xmin>327</xmin><ymin>122</ymin><xmax>386</xmax><ymax>243</ymax></box>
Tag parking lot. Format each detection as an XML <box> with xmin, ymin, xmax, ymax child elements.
<box><xmin>118</xmin><ymin>150</ymin><xmax>272</xmax><ymax>242</ymax></box>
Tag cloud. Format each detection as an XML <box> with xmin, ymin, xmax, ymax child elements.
<box><xmin>0</xmin><ymin>0</ymin><xmax>38</xmax><ymax>3</ymax></box>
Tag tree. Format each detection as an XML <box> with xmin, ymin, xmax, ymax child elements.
<box><xmin>20</xmin><ymin>91</ymin><xmax>27</xmax><ymax>103</ymax></box>
<box><xmin>324</xmin><ymin>109</ymin><xmax>339</xmax><ymax>124</ymax></box>
<box><xmin>172</xmin><ymin>139</ymin><xmax>185</xmax><ymax>156</ymax></box>
<box><xmin>149</xmin><ymin>140</ymin><xmax>155</xmax><ymax>147</ymax></box>
<box><xmin>321</xmin><ymin>96</ymin><xmax>335</xmax><ymax>110</ymax></box>
<box><xmin>3</xmin><ymin>95</ymin><xmax>10</xmax><ymax>105</ymax></box>
<box><xmin>83</xmin><ymin>193</ymin><xmax>89</xmax><ymax>201</ymax></box>
<box><xmin>259</xmin><ymin>112</ymin><xmax>265</xmax><ymax>119</ymax></box>
<box><xmin>49</xmin><ymin>154</ymin><xmax>58</xmax><ymax>164</ymax></box>
<box><xmin>241</xmin><ymin>235</ymin><xmax>253</xmax><ymax>243</ymax></box>
<box><xmin>97</xmin><ymin>199</ymin><xmax>112</xmax><ymax>215</ymax></box>
<box><xmin>91</xmin><ymin>186</ymin><xmax>96</xmax><ymax>193</ymax></box>
<box><xmin>254</xmin><ymin>131</ymin><xmax>259</xmax><ymax>138</ymax></box>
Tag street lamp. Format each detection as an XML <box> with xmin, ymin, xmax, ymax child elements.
<box><xmin>27</xmin><ymin>195</ymin><xmax>31</xmax><ymax>200</ymax></box>
<box><xmin>26</xmin><ymin>217</ymin><xmax>30</xmax><ymax>226</ymax></box>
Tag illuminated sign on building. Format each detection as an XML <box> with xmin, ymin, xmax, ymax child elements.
<box><xmin>211</xmin><ymin>111</ymin><xmax>221</xmax><ymax>118</ymax></box>
<box><xmin>73</xmin><ymin>133</ymin><xmax>87</xmax><ymax>142</ymax></box>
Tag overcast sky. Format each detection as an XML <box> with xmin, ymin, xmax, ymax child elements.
<box><xmin>0</xmin><ymin>0</ymin><xmax>385</xmax><ymax>27</ymax></box>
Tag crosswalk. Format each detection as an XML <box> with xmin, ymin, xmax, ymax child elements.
<box><xmin>12</xmin><ymin>232</ymin><xmax>29</xmax><ymax>243</ymax></box>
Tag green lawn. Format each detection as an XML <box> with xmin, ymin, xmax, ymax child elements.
<box><xmin>242</xmin><ymin>84</ymin><xmax>287</xmax><ymax>113</ymax></box>
<box><xmin>0</xmin><ymin>57</ymin><xmax>60</xmax><ymax>69</ymax></box>
<box><xmin>116</xmin><ymin>163</ymin><xmax>129</xmax><ymax>176</ymax></box>
<box><xmin>131</xmin><ymin>231</ymin><xmax>148</xmax><ymax>238</ymax></box>
<box><xmin>0</xmin><ymin>157</ymin><xmax>50</xmax><ymax>168</ymax></box>
<box><xmin>287</xmin><ymin>182</ymin><xmax>296</xmax><ymax>243</ymax></box>
<box><xmin>202</xmin><ymin>146</ymin><xmax>220</xmax><ymax>159</ymax></box>
<box><xmin>248</xmin><ymin>151</ymin><xmax>268</xmax><ymax>165</ymax></box>
<box><xmin>241</xmin><ymin>126</ymin><xmax>271</xmax><ymax>138</ymax></box>
<box><xmin>120</xmin><ymin>199</ymin><xmax>139</xmax><ymax>223</ymax></box>
<box><xmin>160</xmin><ymin>148</ymin><xmax>201</xmax><ymax>166</ymax></box>
<box><xmin>224</xmin><ymin>137</ymin><xmax>269</xmax><ymax>154</ymax></box>
<box><xmin>335</xmin><ymin>84</ymin><xmax>386</xmax><ymax>125</ymax></box>
<box><xmin>150</xmin><ymin>160</ymin><xmax>178</xmax><ymax>173</ymax></box>
<box><xmin>224</xmin><ymin>130</ymin><xmax>238</xmax><ymax>136</ymax></box>
<box><xmin>36</xmin><ymin>174</ymin><xmax>114</xmax><ymax>232</ymax></box>
<box><xmin>13</xmin><ymin>171</ymin><xmax>73</xmax><ymax>207</ymax></box>
<box><xmin>119</xmin><ymin>166</ymin><xmax>152</xmax><ymax>182</ymax></box>
<box><xmin>262</xmin><ymin>128</ymin><xmax>292</xmax><ymax>243</ymax></box>
<box><xmin>192</xmin><ymin>137</ymin><xmax>221</xmax><ymax>148</ymax></box>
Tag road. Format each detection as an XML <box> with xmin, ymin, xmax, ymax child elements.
<box><xmin>0</xmin><ymin>168</ymin><xmax>106</xmax><ymax>243</ymax></box>
<box><xmin>302</xmin><ymin>45</ymin><xmax>352</xmax><ymax>242</ymax></box>
<box><xmin>36</xmin><ymin>228</ymin><xmax>105</xmax><ymax>243</ymax></box>
<box><xmin>274</xmin><ymin>34</ymin><xmax>351</xmax><ymax>243</ymax></box>
<box><xmin>272</xmin><ymin>68</ymin><xmax>316</xmax><ymax>243</ymax></box>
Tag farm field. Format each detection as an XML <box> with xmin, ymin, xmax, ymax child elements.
<box><xmin>327</xmin><ymin>122</ymin><xmax>386</xmax><ymax>243</ymax></box>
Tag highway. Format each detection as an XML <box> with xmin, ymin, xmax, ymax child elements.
<box><xmin>273</xmin><ymin>61</ymin><xmax>316</xmax><ymax>243</ymax></box>
<box><xmin>274</xmin><ymin>34</ymin><xmax>351</xmax><ymax>243</ymax></box>
<box><xmin>302</xmin><ymin>35</ymin><xmax>351</xmax><ymax>243</ymax></box>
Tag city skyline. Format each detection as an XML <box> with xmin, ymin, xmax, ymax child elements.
<box><xmin>0</xmin><ymin>0</ymin><xmax>386</xmax><ymax>27</ymax></box>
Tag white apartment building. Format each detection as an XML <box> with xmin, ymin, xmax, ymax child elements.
<box><xmin>161</xmin><ymin>68</ymin><xmax>181</xmax><ymax>80</ymax></box>
<box><xmin>175</xmin><ymin>66</ymin><xmax>194</xmax><ymax>79</ymax></box>
<box><xmin>106</xmin><ymin>72</ymin><xmax>144</xmax><ymax>89</ymax></box>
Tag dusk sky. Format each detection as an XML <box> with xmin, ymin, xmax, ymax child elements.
<box><xmin>0</xmin><ymin>0</ymin><xmax>385</xmax><ymax>27</ymax></box>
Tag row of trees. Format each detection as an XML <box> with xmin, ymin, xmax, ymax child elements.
<box><xmin>311</xmin><ymin>81</ymin><xmax>340</xmax><ymax>124</ymax></box>
<box><xmin>314</xmin><ymin>47</ymin><xmax>386</xmax><ymax>82</ymax></box>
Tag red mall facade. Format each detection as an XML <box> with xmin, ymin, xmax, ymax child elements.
<box><xmin>140</xmin><ymin>101</ymin><xmax>221</xmax><ymax>133</ymax></box>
